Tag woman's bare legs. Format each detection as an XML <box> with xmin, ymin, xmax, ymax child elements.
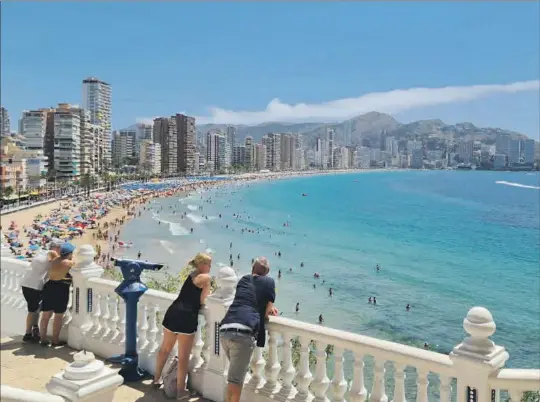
<box><xmin>153</xmin><ymin>328</ymin><xmax>177</xmax><ymax>385</ymax></box>
<box><xmin>176</xmin><ymin>333</ymin><xmax>195</xmax><ymax>397</ymax></box>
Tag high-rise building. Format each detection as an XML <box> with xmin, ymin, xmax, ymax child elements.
<box><xmin>496</xmin><ymin>134</ymin><xmax>510</xmax><ymax>155</ymax></box>
<box><xmin>507</xmin><ymin>139</ymin><xmax>521</xmax><ymax>165</ymax></box>
<box><xmin>411</xmin><ymin>148</ymin><xmax>424</xmax><ymax>169</ymax></box>
<box><xmin>82</xmin><ymin>77</ymin><xmax>112</xmax><ymax>167</ymax></box>
<box><xmin>112</xmin><ymin>130</ymin><xmax>136</xmax><ymax>166</ymax></box>
<box><xmin>136</xmin><ymin>122</ymin><xmax>153</xmax><ymax>141</ymax></box>
<box><xmin>0</xmin><ymin>107</ymin><xmax>10</xmax><ymax>137</ymax></box>
<box><xmin>233</xmin><ymin>145</ymin><xmax>246</xmax><ymax>166</ymax></box>
<box><xmin>280</xmin><ymin>134</ymin><xmax>293</xmax><ymax>170</ymax></box>
<box><xmin>175</xmin><ymin>114</ymin><xmax>196</xmax><ymax>174</ymax></box>
<box><xmin>244</xmin><ymin>136</ymin><xmax>254</xmax><ymax>169</ymax></box>
<box><xmin>53</xmin><ymin>105</ymin><xmax>81</xmax><ymax>180</ymax></box>
<box><xmin>356</xmin><ymin>147</ymin><xmax>371</xmax><ymax>168</ymax></box>
<box><xmin>205</xmin><ymin>131</ymin><xmax>227</xmax><ymax>172</ymax></box>
<box><xmin>327</xmin><ymin>128</ymin><xmax>335</xmax><ymax>168</ymax></box>
<box><xmin>153</xmin><ymin>117</ymin><xmax>177</xmax><ymax>174</ymax></box>
<box><xmin>522</xmin><ymin>139</ymin><xmax>535</xmax><ymax>165</ymax></box>
<box><xmin>385</xmin><ymin>136</ymin><xmax>399</xmax><ymax>157</ymax></box>
<box><xmin>226</xmin><ymin>126</ymin><xmax>236</xmax><ymax>166</ymax></box>
<box><xmin>457</xmin><ymin>141</ymin><xmax>474</xmax><ymax>164</ymax></box>
<box><xmin>139</xmin><ymin>140</ymin><xmax>161</xmax><ymax>174</ymax></box>
<box><xmin>262</xmin><ymin>133</ymin><xmax>281</xmax><ymax>171</ymax></box>
<box><xmin>254</xmin><ymin>143</ymin><xmax>267</xmax><ymax>171</ymax></box>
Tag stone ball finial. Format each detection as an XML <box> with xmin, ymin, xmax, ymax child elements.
<box><xmin>217</xmin><ymin>265</ymin><xmax>238</xmax><ymax>289</ymax></box>
<box><xmin>74</xmin><ymin>244</ymin><xmax>96</xmax><ymax>268</ymax></box>
<box><xmin>463</xmin><ymin>306</ymin><xmax>496</xmax><ymax>339</ymax></box>
<box><xmin>459</xmin><ymin>306</ymin><xmax>497</xmax><ymax>355</ymax></box>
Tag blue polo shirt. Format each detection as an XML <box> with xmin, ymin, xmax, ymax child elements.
<box><xmin>221</xmin><ymin>274</ymin><xmax>276</xmax><ymax>347</ymax></box>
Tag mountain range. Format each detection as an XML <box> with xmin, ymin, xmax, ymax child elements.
<box><xmin>196</xmin><ymin>111</ymin><xmax>532</xmax><ymax>147</ymax></box>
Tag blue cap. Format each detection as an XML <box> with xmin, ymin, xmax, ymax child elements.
<box><xmin>60</xmin><ymin>242</ymin><xmax>76</xmax><ymax>257</ymax></box>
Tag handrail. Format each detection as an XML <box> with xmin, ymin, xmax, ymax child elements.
<box><xmin>489</xmin><ymin>369</ymin><xmax>540</xmax><ymax>390</ymax></box>
<box><xmin>268</xmin><ymin>315</ymin><xmax>455</xmax><ymax>375</ymax></box>
<box><xmin>0</xmin><ymin>385</ymin><xmax>65</xmax><ymax>402</ymax></box>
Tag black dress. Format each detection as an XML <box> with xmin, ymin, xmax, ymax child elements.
<box><xmin>162</xmin><ymin>275</ymin><xmax>202</xmax><ymax>334</ymax></box>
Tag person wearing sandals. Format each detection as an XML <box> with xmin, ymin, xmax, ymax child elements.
<box><xmin>20</xmin><ymin>239</ymin><xmax>62</xmax><ymax>342</ymax></box>
<box><xmin>153</xmin><ymin>253</ymin><xmax>213</xmax><ymax>400</ymax></box>
<box><xmin>39</xmin><ymin>242</ymin><xmax>75</xmax><ymax>347</ymax></box>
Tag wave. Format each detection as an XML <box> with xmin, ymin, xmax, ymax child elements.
<box><xmin>187</xmin><ymin>204</ymin><xmax>199</xmax><ymax>211</ymax></box>
<box><xmin>496</xmin><ymin>181</ymin><xmax>540</xmax><ymax>190</ymax></box>
<box><xmin>159</xmin><ymin>240</ymin><xmax>176</xmax><ymax>254</ymax></box>
<box><xmin>152</xmin><ymin>211</ymin><xmax>190</xmax><ymax>236</ymax></box>
<box><xmin>205</xmin><ymin>248</ymin><xmax>215</xmax><ymax>255</ymax></box>
<box><xmin>186</xmin><ymin>213</ymin><xmax>204</xmax><ymax>224</ymax></box>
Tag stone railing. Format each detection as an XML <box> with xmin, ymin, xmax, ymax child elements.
<box><xmin>1</xmin><ymin>244</ymin><xmax>539</xmax><ymax>402</ymax></box>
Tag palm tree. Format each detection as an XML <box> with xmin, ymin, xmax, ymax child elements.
<box><xmin>2</xmin><ymin>186</ymin><xmax>14</xmax><ymax>199</ymax></box>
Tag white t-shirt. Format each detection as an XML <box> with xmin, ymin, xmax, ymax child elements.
<box><xmin>21</xmin><ymin>251</ymin><xmax>52</xmax><ymax>291</ymax></box>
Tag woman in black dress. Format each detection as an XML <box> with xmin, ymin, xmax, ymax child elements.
<box><xmin>153</xmin><ymin>253</ymin><xmax>212</xmax><ymax>399</ymax></box>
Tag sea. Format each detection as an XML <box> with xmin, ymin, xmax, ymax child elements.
<box><xmin>117</xmin><ymin>170</ymin><xmax>540</xmax><ymax>370</ymax></box>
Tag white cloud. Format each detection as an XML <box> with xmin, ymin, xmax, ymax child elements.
<box><xmin>193</xmin><ymin>80</ymin><xmax>539</xmax><ymax>126</ymax></box>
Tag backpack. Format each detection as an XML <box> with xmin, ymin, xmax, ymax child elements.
<box><xmin>163</xmin><ymin>356</ymin><xmax>178</xmax><ymax>398</ymax></box>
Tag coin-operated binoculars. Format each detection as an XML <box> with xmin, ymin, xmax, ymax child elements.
<box><xmin>107</xmin><ymin>258</ymin><xmax>163</xmax><ymax>381</ymax></box>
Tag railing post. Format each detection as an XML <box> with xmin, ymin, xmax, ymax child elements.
<box><xmin>47</xmin><ymin>350</ymin><xmax>123</xmax><ymax>402</ymax></box>
<box><xmin>450</xmin><ymin>307</ymin><xmax>509</xmax><ymax>402</ymax></box>
<box><xmin>68</xmin><ymin>245</ymin><xmax>104</xmax><ymax>350</ymax></box>
<box><xmin>199</xmin><ymin>265</ymin><xmax>238</xmax><ymax>402</ymax></box>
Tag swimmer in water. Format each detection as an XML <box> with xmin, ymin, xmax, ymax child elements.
<box><xmin>406</xmin><ymin>304</ymin><xmax>410</xmax><ymax>311</ymax></box>
<box><xmin>368</xmin><ymin>297</ymin><xmax>372</xmax><ymax>303</ymax></box>
<box><xmin>295</xmin><ymin>303</ymin><xmax>299</xmax><ymax>313</ymax></box>
<box><xmin>137</xmin><ymin>251</ymin><xmax>141</xmax><ymax>259</ymax></box>
<box><xmin>373</xmin><ymin>297</ymin><xmax>377</xmax><ymax>305</ymax></box>
<box><xmin>313</xmin><ymin>284</ymin><xmax>316</xmax><ymax>289</ymax></box>
<box><xmin>376</xmin><ymin>264</ymin><xmax>380</xmax><ymax>272</ymax></box>
<box><xmin>318</xmin><ymin>314</ymin><xmax>324</xmax><ymax>324</ymax></box>
<box><xmin>329</xmin><ymin>288</ymin><xmax>333</xmax><ymax>297</ymax></box>
<box><xmin>300</xmin><ymin>262</ymin><xmax>304</xmax><ymax>267</ymax></box>
<box><xmin>190</xmin><ymin>228</ymin><xmax>193</xmax><ymax>233</ymax></box>
<box><xmin>278</xmin><ymin>270</ymin><xmax>281</xmax><ymax>279</ymax></box>
<box><xmin>278</xmin><ymin>251</ymin><xmax>281</xmax><ymax>257</ymax></box>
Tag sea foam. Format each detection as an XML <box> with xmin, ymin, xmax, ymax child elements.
<box><xmin>152</xmin><ymin>211</ymin><xmax>190</xmax><ymax>236</ymax></box>
<box><xmin>187</xmin><ymin>204</ymin><xmax>198</xmax><ymax>211</ymax></box>
<box><xmin>496</xmin><ymin>181</ymin><xmax>540</xmax><ymax>190</ymax></box>
<box><xmin>186</xmin><ymin>213</ymin><xmax>204</xmax><ymax>224</ymax></box>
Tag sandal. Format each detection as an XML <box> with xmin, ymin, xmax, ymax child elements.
<box><xmin>40</xmin><ymin>340</ymin><xmax>50</xmax><ymax>347</ymax></box>
<box><xmin>151</xmin><ymin>381</ymin><xmax>163</xmax><ymax>389</ymax></box>
<box><xmin>51</xmin><ymin>341</ymin><xmax>67</xmax><ymax>347</ymax></box>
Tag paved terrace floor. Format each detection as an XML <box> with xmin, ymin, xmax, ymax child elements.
<box><xmin>1</xmin><ymin>336</ymin><xmax>212</xmax><ymax>402</ymax></box>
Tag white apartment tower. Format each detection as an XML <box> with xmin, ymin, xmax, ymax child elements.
<box><xmin>82</xmin><ymin>77</ymin><xmax>112</xmax><ymax>168</ymax></box>
<box><xmin>53</xmin><ymin>106</ymin><xmax>81</xmax><ymax>180</ymax></box>
<box><xmin>226</xmin><ymin>125</ymin><xmax>236</xmax><ymax>166</ymax></box>
<box><xmin>262</xmin><ymin>133</ymin><xmax>281</xmax><ymax>171</ymax></box>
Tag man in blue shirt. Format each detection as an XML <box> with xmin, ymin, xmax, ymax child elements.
<box><xmin>220</xmin><ymin>257</ymin><xmax>278</xmax><ymax>402</ymax></box>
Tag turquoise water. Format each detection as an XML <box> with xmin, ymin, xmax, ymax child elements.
<box><xmin>120</xmin><ymin>171</ymin><xmax>540</xmax><ymax>369</ymax></box>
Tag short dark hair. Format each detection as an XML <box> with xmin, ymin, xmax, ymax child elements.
<box><xmin>252</xmin><ymin>257</ymin><xmax>270</xmax><ymax>275</ymax></box>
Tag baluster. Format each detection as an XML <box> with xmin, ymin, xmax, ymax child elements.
<box><xmin>13</xmin><ymin>271</ymin><xmax>22</xmax><ymax>306</ymax></box>
<box><xmin>116</xmin><ymin>299</ymin><xmax>126</xmax><ymax>347</ymax></box>
<box><xmin>369</xmin><ymin>358</ymin><xmax>388</xmax><ymax>402</ymax></box>
<box><xmin>278</xmin><ymin>333</ymin><xmax>298</xmax><ymax>400</ymax></box>
<box><xmin>92</xmin><ymin>292</ymin><xmax>103</xmax><ymax>338</ymax></box>
<box><xmin>246</xmin><ymin>347</ymin><xmax>265</xmax><ymax>389</ymax></box>
<box><xmin>312</xmin><ymin>341</ymin><xmax>330</xmax><ymax>402</ymax></box>
<box><xmin>7</xmin><ymin>270</ymin><xmax>16</xmax><ymax>303</ymax></box>
<box><xmin>62</xmin><ymin>286</ymin><xmax>73</xmax><ymax>325</ymax></box>
<box><xmin>147</xmin><ymin>304</ymin><xmax>159</xmax><ymax>355</ymax></box>
<box><xmin>106</xmin><ymin>296</ymin><xmax>119</xmax><ymax>342</ymax></box>
<box><xmin>294</xmin><ymin>336</ymin><xmax>314</xmax><ymax>402</ymax></box>
<box><xmin>16</xmin><ymin>272</ymin><xmax>26</xmax><ymax>309</ymax></box>
<box><xmin>201</xmin><ymin>310</ymin><xmax>210</xmax><ymax>367</ymax></box>
<box><xmin>1</xmin><ymin>270</ymin><xmax>8</xmax><ymax>302</ymax></box>
<box><xmin>439</xmin><ymin>375</ymin><xmax>451</xmax><ymax>402</ymax></box>
<box><xmin>262</xmin><ymin>330</ymin><xmax>281</xmax><ymax>395</ymax></box>
<box><xmin>190</xmin><ymin>323</ymin><xmax>204</xmax><ymax>370</ymax></box>
<box><xmin>331</xmin><ymin>347</ymin><xmax>347</xmax><ymax>402</ymax></box>
<box><xmin>100</xmin><ymin>293</ymin><xmax>111</xmax><ymax>339</ymax></box>
<box><xmin>138</xmin><ymin>303</ymin><xmax>149</xmax><ymax>351</ymax></box>
<box><xmin>348</xmin><ymin>352</ymin><xmax>367</xmax><ymax>402</ymax></box>
<box><xmin>416</xmin><ymin>369</ymin><xmax>429</xmax><ymax>402</ymax></box>
<box><xmin>508</xmin><ymin>390</ymin><xmax>523</xmax><ymax>402</ymax></box>
<box><xmin>393</xmin><ymin>363</ymin><xmax>406</xmax><ymax>402</ymax></box>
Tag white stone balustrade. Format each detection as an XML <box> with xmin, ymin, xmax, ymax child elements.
<box><xmin>1</xmin><ymin>245</ymin><xmax>539</xmax><ymax>402</ymax></box>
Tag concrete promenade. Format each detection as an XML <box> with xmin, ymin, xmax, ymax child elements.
<box><xmin>0</xmin><ymin>336</ymin><xmax>211</xmax><ymax>402</ymax></box>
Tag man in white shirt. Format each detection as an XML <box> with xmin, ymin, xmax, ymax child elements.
<box><xmin>20</xmin><ymin>239</ymin><xmax>62</xmax><ymax>342</ymax></box>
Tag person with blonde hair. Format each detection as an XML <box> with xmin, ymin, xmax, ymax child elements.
<box><xmin>153</xmin><ymin>252</ymin><xmax>212</xmax><ymax>399</ymax></box>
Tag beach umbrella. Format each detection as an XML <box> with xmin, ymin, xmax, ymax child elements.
<box><xmin>29</xmin><ymin>244</ymin><xmax>40</xmax><ymax>251</ymax></box>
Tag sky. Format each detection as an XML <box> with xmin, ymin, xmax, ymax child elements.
<box><xmin>2</xmin><ymin>2</ymin><xmax>539</xmax><ymax>138</ymax></box>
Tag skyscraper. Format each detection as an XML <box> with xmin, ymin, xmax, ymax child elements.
<box><xmin>522</xmin><ymin>139</ymin><xmax>535</xmax><ymax>165</ymax></box>
<box><xmin>226</xmin><ymin>125</ymin><xmax>237</xmax><ymax>166</ymax></box>
<box><xmin>0</xmin><ymin>107</ymin><xmax>10</xmax><ymax>136</ymax></box>
<box><xmin>53</xmin><ymin>105</ymin><xmax>81</xmax><ymax>180</ymax></box>
<box><xmin>175</xmin><ymin>114</ymin><xmax>196</xmax><ymax>174</ymax></box>
<box><xmin>153</xmin><ymin>117</ymin><xmax>177</xmax><ymax>174</ymax></box>
<box><xmin>262</xmin><ymin>133</ymin><xmax>281</xmax><ymax>171</ymax></box>
<box><xmin>82</xmin><ymin>77</ymin><xmax>112</xmax><ymax>167</ymax></box>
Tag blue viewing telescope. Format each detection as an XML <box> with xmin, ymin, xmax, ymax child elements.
<box><xmin>106</xmin><ymin>258</ymin><xmax>164</xmax><ymax>382</ymax></box>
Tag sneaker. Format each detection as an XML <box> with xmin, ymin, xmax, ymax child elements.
<box><xmin>31</xmin><ymin>326</ymin><xmax>40</xmax><ymax>342</ymax></box>
<box><xmin>51</xmin><ymin>341</ymin><xmax>67</xmax><ymax>347</ymax></box>
<box><xmin>22</xmin><ymin>333</ymin><xmax>33</xmax><ymax>342</ymax></box>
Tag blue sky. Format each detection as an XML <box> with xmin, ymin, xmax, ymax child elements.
<box><xmin>2</xmin><ymin>2</ymin><xmax>539</xmax><ymax>138</ymax></box>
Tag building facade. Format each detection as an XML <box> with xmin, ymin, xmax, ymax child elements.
<box><xmin>139</xmin><ymin>140</ymin><xmax>161</xmax><ymax>174</ymax></box>
<box><xmin>175</xmin><ymin>114</ymin><xmax>196</xmax><ymax>175</ymax></box>
<box><xmin>53</xmin><ymin>106</ymin><xmax>81</xmax><ymax>180</ymax></box>
<box><xmin>0</xmin><ymin>107</ymin><xmax>10</xmax><ymax>137</ymax></box>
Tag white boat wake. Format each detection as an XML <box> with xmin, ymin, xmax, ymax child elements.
<box><xmin>496</xmin><ymin>181</ymin><xmax>540</xmax><ymax>190</ymax></box>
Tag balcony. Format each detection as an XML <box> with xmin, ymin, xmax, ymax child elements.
<box><xmin>0</xmin><ymin>244</ymin><xmax>538</xmax><ymax>402</ymax></box>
